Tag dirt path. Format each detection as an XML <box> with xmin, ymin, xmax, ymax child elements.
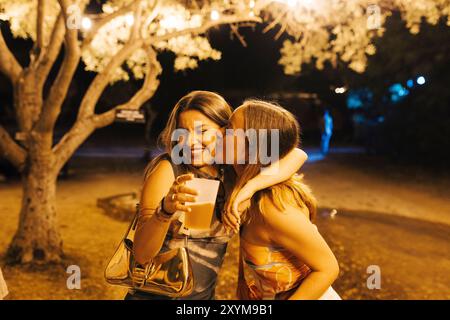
<box><xmin>303</xmin><ymin>151</ymin><xmax>450</xmax><ymax>226</ymax></box>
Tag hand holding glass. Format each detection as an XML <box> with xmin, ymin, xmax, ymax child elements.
<box><xmin>183</xmin><ymin>178</ymin><xmax>220</xmax><ymax>230</ymax></box>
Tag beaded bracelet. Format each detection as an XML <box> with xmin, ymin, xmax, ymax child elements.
<box><xmin>155</xmin><ymin>197</ymin><xmax>173</xmax><ymax>222</ymax></box>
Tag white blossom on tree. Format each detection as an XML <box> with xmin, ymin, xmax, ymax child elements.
<box><xmin>276</xmin><ymin>0</ymin><xmax>450</xmax><ymax>74</ymax></box>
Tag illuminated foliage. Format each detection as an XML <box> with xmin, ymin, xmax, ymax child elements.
<box><xmin>1</xmin><ymin>0</ymin><xmax>448</xmax><ymax>80</ymax></box>
<box><xmin>276</xmin><ymin>0</ymin><xmax>450</xmax><ymax>74</ymax></box>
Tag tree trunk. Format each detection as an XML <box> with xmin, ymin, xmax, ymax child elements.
<box><xmin>6</xmin><ymin>149</ymin><xmax>63</xmax><ymax>264</ymax></box>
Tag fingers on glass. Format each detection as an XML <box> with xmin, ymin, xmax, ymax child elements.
<box><xmin>176</xmin><ymin>173</ymin><xmax>194</xmax><ymax>184</ymax></box>
<box><xmin>177</xmin><ymin>185</ymin><xmax>198</xmax><ymax>196</ymax></box>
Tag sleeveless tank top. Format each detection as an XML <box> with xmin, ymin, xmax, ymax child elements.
<box><xmin>131</xmin><ymin>154</ymin><xmax>233</xmax><ymax>300</ymax></box>
<box><xmin>240</xmin><ymin>237</ymin><xmax>312</xmax><ymax>300</ymax></box>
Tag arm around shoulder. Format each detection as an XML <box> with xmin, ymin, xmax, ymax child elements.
<box><xmin>133</xmin><ymin>159</ymin><xmax>175</xmax><ymax>264</ymax></box>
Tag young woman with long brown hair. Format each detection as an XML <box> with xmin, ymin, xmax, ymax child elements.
<box><xmin>128</xmin><ymin>91</ymin><xmax>308</xmax><ymax>300</ymax></box>
<box><xmin>223</xmin><ymin>100</ymin><xmax>340</xmax><ymax>300</ymax></box>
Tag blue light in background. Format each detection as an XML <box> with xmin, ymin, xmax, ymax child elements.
<box><xmin>347</xmin><ymin>94</ymin><xmax>363</xmax><ymax>109</ymax></box>
<box><xmin>389</xmin><ymin>83</ymin><xmax>409</xmax><ymax>103</ymax></box>
<box><xmin>346</xmin><ymin>89</ymin><xmax>373</xmax><ymax>109</ymax></box>
<box><xmin>406</xmin><ymin>79</ymin><xmax>414</xmax><ymax>88</ymax></box>
<box><xmin>417</xmin><ymin>76</ymin><xmax>426</xmax><ymax>85</ymax></box>
<box><xmin>352</xmin><ymin>114</ymin><xmax>366</xmax><ymax>123</ymax></box>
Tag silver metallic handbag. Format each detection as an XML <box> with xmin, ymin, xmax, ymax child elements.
<box><xmin>104</xmin><ymin>204</ymin><xmax>194</xmax><ymax>297</ymax></box>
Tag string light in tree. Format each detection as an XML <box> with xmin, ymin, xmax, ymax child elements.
<box><xmin>335</xmin><ymin>87</ymin><xmax>347</xmax><ymax>94</ymax></box>
<box><xmin>125</xmin><ymin>14</ymin><xmax>134</xmax><ymax>26</ymax></box>
<box><xmin>81</xmin><ymin>17</ymin><xmax>92</xmax><ymax>30</ymax></box>
<box><xmin>210</xmin><ymin>10</ymin><xmax>220</xmax><ymax>21</ymax></box>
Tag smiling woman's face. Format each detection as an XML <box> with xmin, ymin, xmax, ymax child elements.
<box><xmin>177</xmin><ymin>109</ymin><xmax>222</xmax><ymax>167</ymax></box>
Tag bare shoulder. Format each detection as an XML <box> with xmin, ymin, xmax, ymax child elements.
<box><xmin>141</xmin><ymin>159</ymin><xmax>175</xmax><ymax>206</ymax></box>
<box><xmin>144</xmin><ymin>159</ymin><xmax>175</xmax><ymax>185</ymax></box>
<box><xmin>294</xmin><ymin>147</ymin><xmax>308</xmax><ymax>161</ymax></box>
<box><xmin>259</xmin><ymin>195</ymin><xmax>310</xmax><ymax>230</ymax></box>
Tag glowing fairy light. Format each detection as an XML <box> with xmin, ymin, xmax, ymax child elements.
<box><xmin>274</xmin><ymin>0</ymin><xmax>298</xmax><ymax>7</ymax></box>
<box><xmin>102</xmin><ymin>4</ymin><xmax>114</xmax><ymax>14</ymax></box>
<box><xmin>249</xmin><ymin>0</ymin><xmax>256</xmax><ymax>8</ymax></box>
<box><xmin>406</xmin><ymin>79</ymin><xmax>414</xmax><ymax>88</ymax></box>
<box><xmin>210</xmin><ymin>10</ymin><xmax>220</xmax><ymax>21</ymax></box>
<box><xmin>275</xmin><ymin>0</ymin><xmax>315</xmax><ymax>8</ymax></box>
<box><xmin>417</xmin><ymin>76</ymin><xmax>426</xmax><ymax>85</ymax></box>
<box><xmin>81</xmin><ymin>17</ymin><xmax>92</xmax><ymax>30</ymax></box>
<box><xmin>160</xmin><ymin>15</ymin><xmax>183</xmax><ymax>29</ymax></box>
<box><xmin>335</xmin><ymin>87</ymin><xmax>347</xmax><ymax>94</ymax></box>
<box><xmin>125</xmin><ymin>14</ymin><xmax>134</xmax><ymax>26</ymax></box>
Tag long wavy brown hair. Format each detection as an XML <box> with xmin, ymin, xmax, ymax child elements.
<box><xmin>143</xmin><ymin>90</ymin><xmax>233</xmax><ymax>181</ymax></box>
<box><xmin>226</xmin><ymin>99</ymin><xmax>317</xmax><ymax>223</ymax></box>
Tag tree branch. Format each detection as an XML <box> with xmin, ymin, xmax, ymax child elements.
<box><xmin>129</xmin><ymin>0</ymin><xmax>143</xmax><ymax>41</ymax></box>
<box><xmin>52</xmin><ymin>117</ymin><xmax>96</xmax><ymax>173</ymax></box>
<box><xmin>140</xmin><ymin>2</ymin><xmax>160</xmax><ymax>39</ymax></box>
<box><xmin>93</xmin><ymin>46</ymin><xmax>161</xmax><ymax>129</ymax></box>
<box><xmin>80</xmin><ymin>0</ymin><xmax>142</xmax><ymax>51</ymax></box>
<box><xmin>230</xmin><ymin>24</ymin><xmax>248</xmax><ymax>47</ymax></box>
<box><xmin>0</xmin><ymin>125</ymin><xmax>26</xmax><ymax>171</ymax></box>
<box><xmin>0</xmin><ymin>28</ymin><xmax>23</xmax><ymax>84</ymax></box>
<box><xmin>35</xmin><ymin>13</ymin><xmax>65</xmax><ymax>88</ymax></box>
<box><xmin>36</xmin><ymin>0</ymin><xmax>46</xmax><ymax>50</ymax></box>
<box><xmin>263</xmin><ymin>7</ymin><xmax>289</xmax><ymax>34</ymax></box>
<box><xmin>54</xmin><ymin>47</ymin><xmax>161</xmax><ymax>171</ymax></box>
<box><xmin>35</xmin><ymin>0</ymin><xmax>81</xmax><ymax>133</ymax></box>
<box><xmin>50</xmin><ymin>3</ymin><xmax>269</xmax><ymax>172</ymax></box>
<box><xmin>150</xmin><ymin>14</ymin><xmax>262</xmax><ymax>43</ymax></box>
<box><xmin>77</xmin><ymin>40</ymin><xmax>144</xmax><ymax>119</ymax></box>
<box><xmin>77</xmin><ymin>0</ymin><xmax>148</xmax><ymax>120</ymax></box>
<box><xmin>51</xmin><ymin>2</ymin><xmax>150</xmax><ymax>171</ymax></box>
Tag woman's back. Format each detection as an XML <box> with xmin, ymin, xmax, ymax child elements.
<box><xmin>239</xmin><ymin>178</ymin><xmax>314</xmax><ymax>299</ymax></box>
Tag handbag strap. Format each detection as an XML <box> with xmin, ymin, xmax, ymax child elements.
<box><xmin>131</xmin><ymin>203</ymin><xmax>140</xmax><ymax>231</ymax></box>
<box><xmin>184</xmin><ymin>234</ymin><xmax>188</xmax><ymax>249</ymax></box>
<box><xmin>238</xmin><ymin>228</ymin><xmax>246</xmax><ymax>282</ymax></box>
<box><xmin>238</xmin><ymin>247</ymin><xmax>245</xmax><ymax>281</ymax></box>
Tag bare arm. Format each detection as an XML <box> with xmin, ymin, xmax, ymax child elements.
<box><xmin>262</xmin><ymin>199</ymin><xmax>339</xmax><ymax>300</ymax></box>
<box><xmin>133</xmin><ymin>160</ymin><xmax>175</xmax><ymax>264</ymax></box>
<box><xmin>246</xmin><ymin>147</ymin><xmax>307</xmax><ymax>191</ymax></box>
<box><xmin>225</xmin><ymin>148</ymin><xmax>308</xmax><ymax>228</ymax></box>
<box><xmin>133</xmin><ymin>162</ymin><xmax>197</xmax><ymax>264</ymax></box>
